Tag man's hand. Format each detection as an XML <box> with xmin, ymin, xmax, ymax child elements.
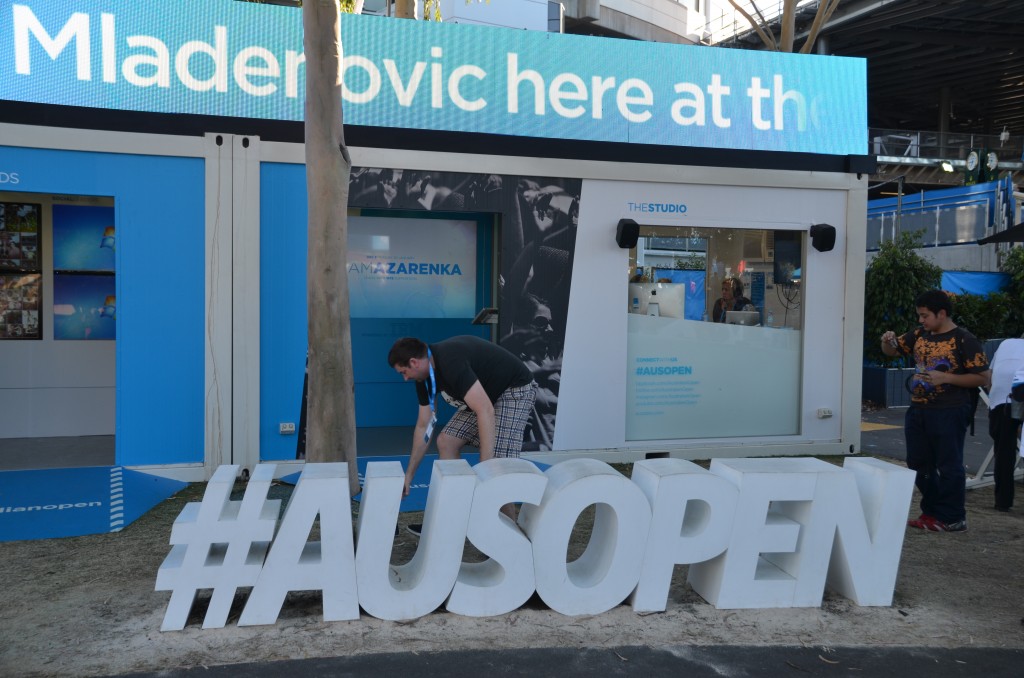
<box><xmin>404</xmin><ymin>474</ymin><xmax>412</xmax><ymax>497</ymax></box>
<box><xmin>880</xmin><ymin>331</ymin><xmax>899</xmax><ymax>357</ymax></box>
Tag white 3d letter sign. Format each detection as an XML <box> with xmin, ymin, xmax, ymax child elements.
<box><xmin>156</xmin><ymin>456</ymin><xmax>914</xmax><ymax>630</ymax></box>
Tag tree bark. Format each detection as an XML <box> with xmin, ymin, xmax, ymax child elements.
<box><xmin>303</xmin><ymin>0</ymin><xmax>360</xmax><ymax>495</ymax></box>
<box><xmin>394</xmin><ymin>0</ymin><xmax>416</xmax><ymax>20</ymax></box>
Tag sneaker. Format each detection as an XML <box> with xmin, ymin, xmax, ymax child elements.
<box><xmin>406</xmin><ymin>523</ymin><xmax>422</xmax><ymax>538</ymax></box>
<box><xmin>909</xmin><ymin>514</ymin><xmax>967</xmax><ymax>532</ymax></box>
<box><xmin>907</xmin><ymin>514</ymin><xmax>938</xmax><ymax>530</ymax></box>
<box><xmin>930</xmin><ymin>519</ymin><xmax>967</xmax><ymax>532</ymax></box>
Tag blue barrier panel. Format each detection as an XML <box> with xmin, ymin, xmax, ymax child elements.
<box><xmin>0</xmin><ymin>466</ymin><xmax>186</xmax><ymax>542</ymax></box>
<box><xmin>941</xmin><ymin>271</ymin><xmax>1010</xmax><ymax>296</ymax></box>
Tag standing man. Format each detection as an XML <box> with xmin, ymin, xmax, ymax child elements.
<box><xmin>388</xmin><ymin>335</ymin><xmax>538</xmax><ymax>525</ymax></box>
<box><xmin>987</xmin><ymin>335</ymin><xmax>1024</xmax><ymax>512</ymax></box>
<box><xmin>881</xmin><ymin>290</ymin><xmax>990</xmax><ymax>532</ymax></box>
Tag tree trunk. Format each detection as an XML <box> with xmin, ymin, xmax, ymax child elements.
<box><xmin>302</xmin><ymin>0</ymin><xmax>360</xmax><ymax>495</ymax></box>
<box><xmin>394</xmin><ymin>0</ymin><xmax>417</xmax><ymax>20</ymax></box>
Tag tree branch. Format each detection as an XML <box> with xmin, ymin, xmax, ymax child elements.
<box><xmin>727</xmin><ymin>1</ymin><xmax>778</xmax><ymax>51</ymax></box>
<box><xmin>800</xmin><ymin>0</ymin><xmax>843</xmax><ymax>54</ymax></box>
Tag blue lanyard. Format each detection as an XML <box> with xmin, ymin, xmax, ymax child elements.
<box><xmin>427</xmin><ymin>348</ymin><xmax>436</xmax><ymax>415</ymax></box>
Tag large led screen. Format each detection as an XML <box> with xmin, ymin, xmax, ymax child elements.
<box><xmin>347</xmin><ymin>216</ymin><xmax>477</xmax><ymax>319</ymax></box>
<box><xmin>1</xmin><ymin>0</ymin><xmax>868</xmax><ymax>156</ymax></box>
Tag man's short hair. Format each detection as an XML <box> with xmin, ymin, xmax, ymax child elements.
<box><xmin>388</xmin><ymin>337</ymin><xmax>427</xmax><ymax>367</ymax></box>
<box><xmin>915</xmin><ymin>289</ymin><xmax>953</xmax><ymax>317</ymax></box>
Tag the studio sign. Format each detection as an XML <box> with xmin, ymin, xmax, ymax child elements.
<box><xmin>156</xmin><ymin>456</ymin><xmax>914</xmax><ymax>631</ymax></box>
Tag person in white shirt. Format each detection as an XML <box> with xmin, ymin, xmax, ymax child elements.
<box><xmin>987</xmin><ymin>336</ymin><xmax>1024</xmax><ymax>512</ymax></box>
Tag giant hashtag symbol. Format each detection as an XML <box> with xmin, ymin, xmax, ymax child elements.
<box><xmin>155</xmin><ymin>464</ymin><xmax>280</xmax><ymax>631</ymax></box>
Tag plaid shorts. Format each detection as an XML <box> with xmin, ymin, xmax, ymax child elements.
<box><xmin>442</xmin><ymin>381</ymin><xmax>538</xmax><ymax>457</ymax></box>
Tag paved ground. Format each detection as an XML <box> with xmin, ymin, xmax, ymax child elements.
<box><xmin>119</xmin><ymin>646</ymin><xmax>1024</xmax><ymax>677</ymax></box>
<box><xmin>862</xmin><ymin>403</ymin><xmax>1008</xmax><ymax>485</ymax></box>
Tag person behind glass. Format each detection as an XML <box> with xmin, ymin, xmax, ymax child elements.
<box><xmin>880</xmin><ymin>290</ymin><xmax>990</xmax><ymax>532</ymax></box>
<box><xmin>987</xmin><ymin>334</ymin><xmax>1024</xmax><ymax>512</ymax></box>
<box><xmin>711</xmin><ymin>276</ymin><xmax>755</xmax><ymax>322</ymax></box>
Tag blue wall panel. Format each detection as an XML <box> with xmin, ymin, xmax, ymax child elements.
<box><xmin>3</xmin><ymin>146</ymin><xmax>205</xmax><ymax>466</ymax></box>
<box><xmin>259</xmin><ymin>163</ymin><xmax>309</xmax><ymax>461</ymax></box>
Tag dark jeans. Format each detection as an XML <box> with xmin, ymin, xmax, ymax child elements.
<box><xmin>905</xmin><ymin>404</ymin><xmax>970</xmax><ymax>523</ymax></box>
<box><xmin>988</xmin><ymin>404</ymin><xmax>1022</xmax><ymax>510</ymax></box>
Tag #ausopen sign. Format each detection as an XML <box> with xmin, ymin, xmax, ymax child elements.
<box><xmin>156</xmin><ymin>456</ymin><xmax>914</xmax><ymax>630</ymax></box>
<box><xmin>3</xmin><ymin>0</ymin><xmax>867</xmax><ymax>155</ymax></box>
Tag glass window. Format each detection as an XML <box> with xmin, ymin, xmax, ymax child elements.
<box><xmin>625</xmin><ymin>225</ymin><xmax>804</xmax><ymax>441</ymax></box>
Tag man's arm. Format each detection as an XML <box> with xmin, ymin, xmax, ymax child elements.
<box><xmin>404</xmin><ymin>404</ymin><xmax>435</xmax><ymax>496</ymax></box>
<box><xmin>924</xmin><ymin>369</ymin><xmax>991</xmax><ymax>389</ymax></box>
<box><xmin>462</xmin><ymin>381</ymin><xmax>496</xmax><ymax>460</ymax></box>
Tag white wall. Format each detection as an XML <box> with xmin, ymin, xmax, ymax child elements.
<box><xmin>556</xmin><ymin>177</ymin><xmax>853</xmax><ymax>457</ymax></box>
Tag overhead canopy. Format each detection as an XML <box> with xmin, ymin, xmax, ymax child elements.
<box><xmin>978</xmin><ymin>223</ymin><xmax>1024</xmax><ymax>245</ymax></box>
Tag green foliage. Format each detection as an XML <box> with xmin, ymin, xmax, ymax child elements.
<box><xmin>674</xmin><ymin>255</ymin><xmax>707</xmax><ymax>270</ymax></box>
<box><xmin>863</xmin><ymin>231</ymin><xmax>942</xmax><ymax>366</ymax></box>
<box><xmin>950</xmin><ymin>291</ymin><xmax>1015</xmax><ymax>342</ymax></box>
<box><xmin>1002</xmin><ymin>247</ymin><xmax>1024</xmax><ymax>337</ymax></box>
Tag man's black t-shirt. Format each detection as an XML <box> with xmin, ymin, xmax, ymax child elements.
<box><xmin>415</xmin><ymin>335</ymin><xmax>532</xmax><ymax>407</ymax></box>
<box><xmin>895</xmin><ymin>326</ymin><xmax>988</xmax><ymax>408</ymax></box>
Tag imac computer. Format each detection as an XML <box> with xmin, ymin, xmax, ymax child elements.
<box><xmin>628</xmin><ymin>282</ymin><xmax>686</xmax><ymax>318</ymax></box>
<box><xmin>725</xmin><ymin>310</ymin><xmax>760</xmax><ymax>326</ymax></box>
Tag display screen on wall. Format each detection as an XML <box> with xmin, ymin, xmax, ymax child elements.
<box><xmin>0</xmin><ymin>0</ymin><xmax>868</xmax><ymax>156</ymax></box>
<box><xmin>347</xmin><ymin>216</ymin><xmax>477</xmax><ymax>318</ymax></box>
<box><xmin>0</xmin><ymin>273</ymin><xmax>41</xmax><ymax>339</ymax></box>
<box><xmin>53</xmin><ymin>273</ymin><xmax>115</xmax><ymax>340</ymax></box>
<box><xmin>52</xmin><ymin>205</ymin><xmax>116</xmax><ymax>272</ymax></box>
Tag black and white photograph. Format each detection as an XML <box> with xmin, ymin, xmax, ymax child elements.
<box><xmin>0</xmin><ymin>202</ymin><xmax>41</xmax><ymax>270</ymax></box>
<box><xmin>0</xmin><ymin>273</ymin><xmax>42</xmax><ymax>339</ymax></box>
<box><xmin>348</xmin><ymin>167</ymin><xmax>582</xmax><ymax>452</ymax></box>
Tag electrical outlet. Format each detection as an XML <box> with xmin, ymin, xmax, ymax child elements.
<box><xmin>279</xmin><ymin>422</ymin><xmax>296</xmax><ymax>434</ymax></box>
<box><xmin>816</xmin><ymin>408</ymin><xmax>833</xmax><ymax>419</ymax></box>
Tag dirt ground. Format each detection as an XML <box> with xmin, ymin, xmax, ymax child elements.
<box><xmin>1</xmin><ymin>459</ymin><xmax>1023</xmax><ymax>678</ymax></box>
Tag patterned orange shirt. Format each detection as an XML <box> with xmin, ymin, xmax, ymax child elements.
<box><xmin>896</xmin><ymin>327</ymin><xmax>988</xmax><ymax>407</ymax></box>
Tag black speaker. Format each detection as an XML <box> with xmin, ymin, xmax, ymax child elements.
<box><xmin>616</xmin><ymin>219</ymin><xmax>639</xmax><ymax>249</ymax></box>
<box><xmin>810</xmin><ymin>223</ymin><xmax>836</xmax><ymax>252</ymax></box>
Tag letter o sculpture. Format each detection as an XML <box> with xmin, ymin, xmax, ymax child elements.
<box><xmin>520</xmin><ymin>459</ymin><xmax>652</xmax><ymax>616</ymax></box>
